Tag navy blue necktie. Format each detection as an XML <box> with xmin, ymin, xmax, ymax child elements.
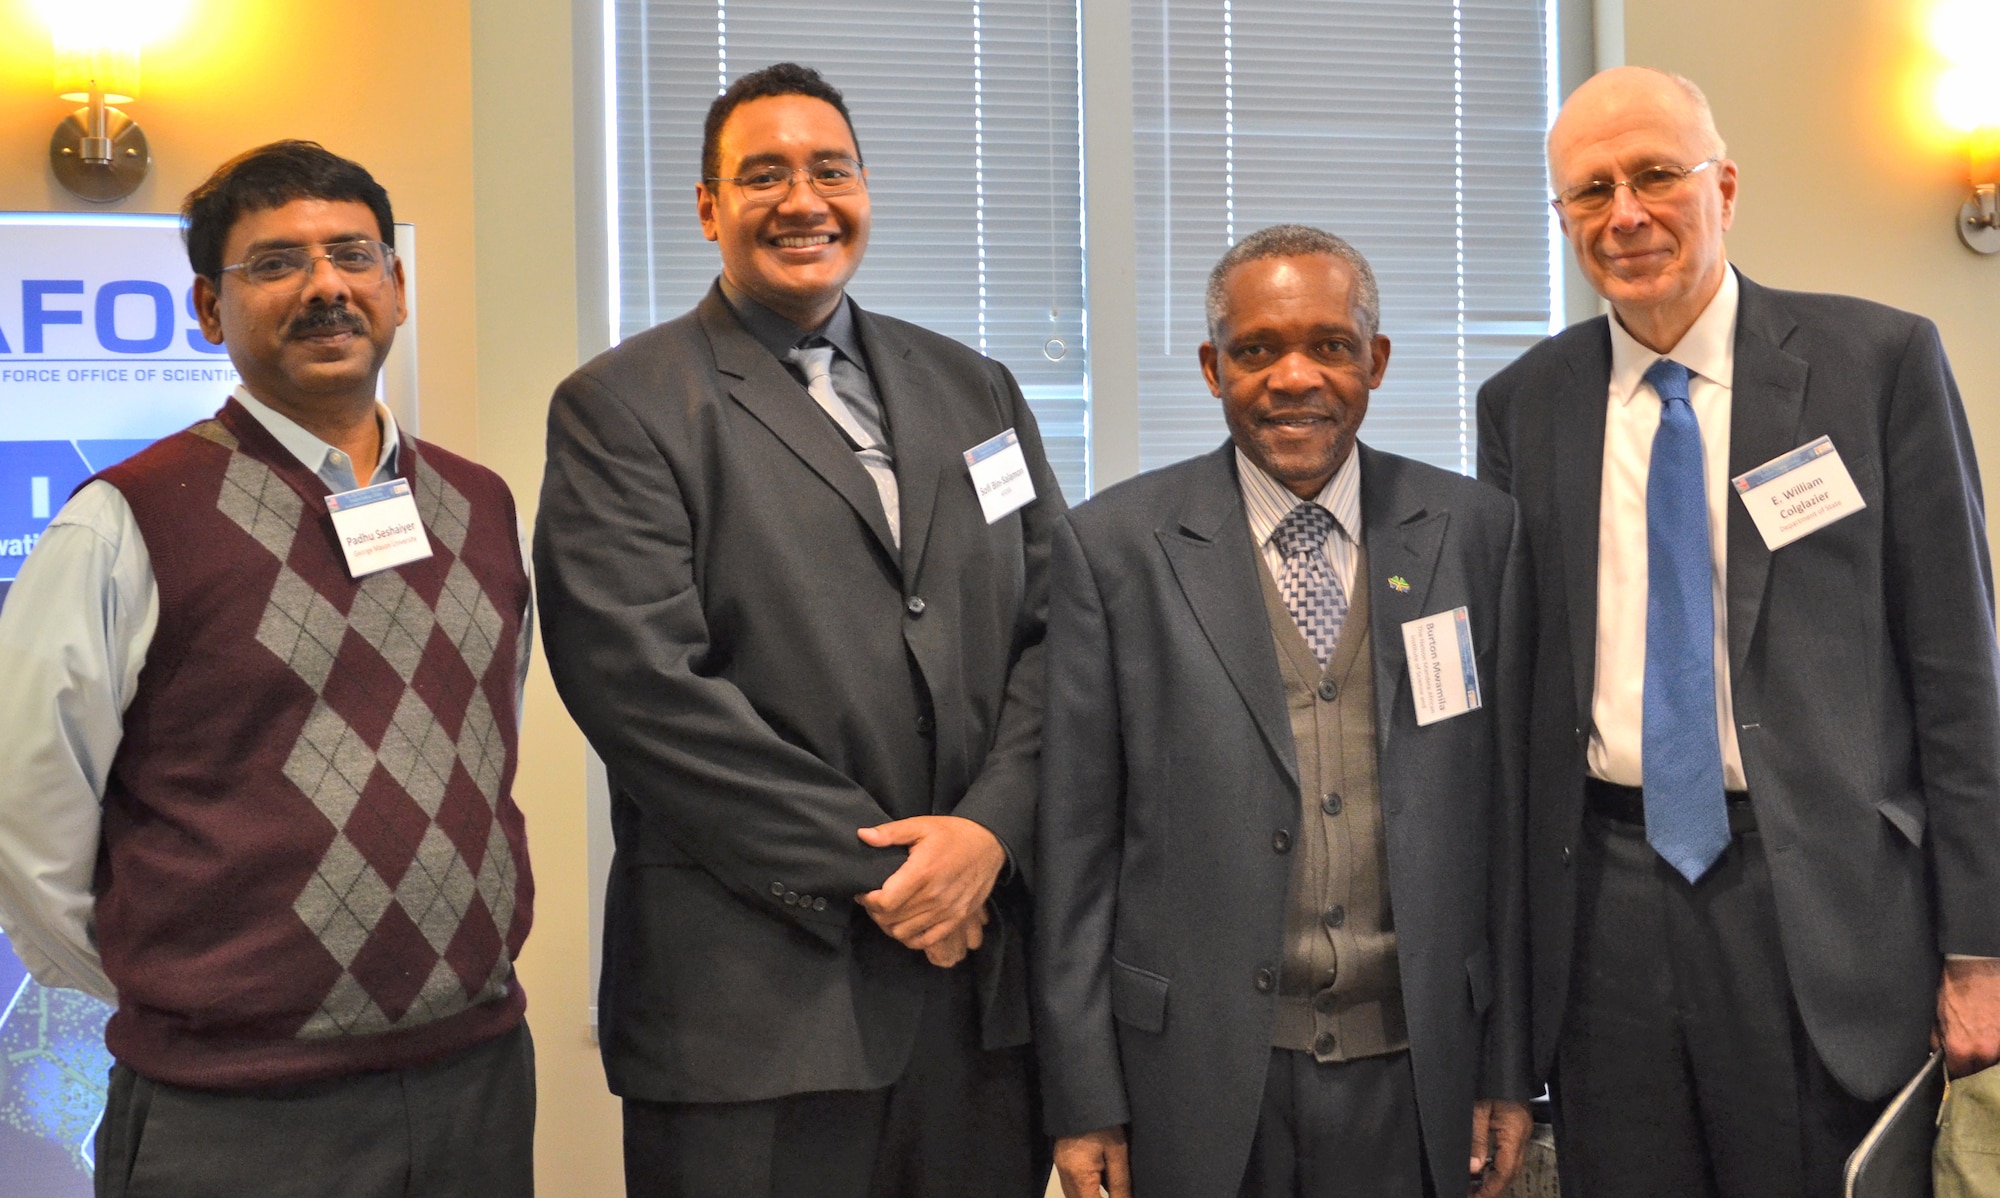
<box><xmin>1642</xmin><ymin>358</ymin><xmax>1730</xmax><ymax>882</ymax></box>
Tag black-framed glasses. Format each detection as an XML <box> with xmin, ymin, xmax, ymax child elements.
<box><xmin>219</xmin><ymin>239</ymin><xmax>397</xmax><ymax>291</ymax></box>
<box><xmin>1551</xmin><ymin>156</ymin><xmax>1720</xmax><ymax>215</ymax></box>
<box><xmin>704</xmin><ymin>157</ymin><xmax>866</xmax><ymax>200</ymax></box>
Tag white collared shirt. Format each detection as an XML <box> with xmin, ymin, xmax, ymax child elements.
<box><xmin>1237</xmin><ymin>445</ymin><xmax>1363</xmax><ymax>601</ymax></box>
<box><xmin>1590</xmin><ymin>265</ymin><xmax>1747</xmax><ymax>790</ymax></box>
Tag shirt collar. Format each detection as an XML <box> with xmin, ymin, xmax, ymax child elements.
<box><xmin>1236</xmin><ymin>443</ymin><xmax>1364</xmax><ymax>552</ymax></box>
<box><xmin>718</xmin><ymin>274</ymin><xmax>867</xmax><ymax>368</ymax></box>
<box><xmin>232</xmin><ymin>384</ymin><xmax>401</xmax><ymax>490</ymax></box>
<box><xmin>1607</xmin><ymin>262</ymin><xmax>1739</xmax><ymax>406</ymax></box>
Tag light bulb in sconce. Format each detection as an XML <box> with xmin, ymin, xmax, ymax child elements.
<box><xmin>1931</xmin><ymin>0</ymin><xmax>2000</xmax><ymax>251</ymax></box>
<box><xmin>39</xmin><ymin>0</ymin><xmax>186</xmax><ymax>203</ymax></box>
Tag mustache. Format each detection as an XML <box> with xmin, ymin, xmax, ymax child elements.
<box><xmin>286</xmin><ymin>305</ymin><xmax>366</xmax><ymax>339</ymax></box>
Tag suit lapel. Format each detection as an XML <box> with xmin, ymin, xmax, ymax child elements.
<box><xmin>1723</xmin><ymin>276</ymin><xmax>1808</xmax><ymax>682</ymax></box>
<box><xmin>700</xmin><ymin>289</ymin><xmax>901</xmax><ymax>565</ymax></box>
<box><xmin>1360</xmin><ymin>445</ymin><xmax>1450</xmax><ymax>747</ymax></box>
<box><xmin>1157</xmin><ymin>447</ymin><xmax>1298</xmax><ymax>787</ymax></box>
<box><xmin>855</xmin><ymin>308</ymin><xmax>949</xmax><ymax>583</ymax></box>
<box><xmin>1553</xmin><ymin>322</ymin><xmax>1612</xmax><ymax>726</ymax></box>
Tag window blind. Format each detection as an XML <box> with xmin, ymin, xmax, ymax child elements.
<box><xmin>613</xmin><ymin>0</ymin><xmax>1091</xmax><ymax>500</ymax></box>
<box><xmin>1131</xmin><ymin>0</ymin><xmax>1556</xmax><ymax>475</ymax></box>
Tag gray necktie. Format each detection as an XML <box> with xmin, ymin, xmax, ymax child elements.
<box><xmin>1274</xmin><ymin>503</ymin><xmax>1347</xmax><ymax>665</ymax></box>
<box><xmin>786</xmin><ymin>342</ymin><xmax>901</xmax><ymax>547</ymax></box>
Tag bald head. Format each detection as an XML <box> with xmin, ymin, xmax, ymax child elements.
<box><xmin>1547</xmin><ymin>66</ymin><xmax>1738</xmax><ymax>352</ymax></box>
<box><xmin>1548</xmin><ymin>67</ymin><xmax>1725</xmax><ymax>166</ymax></box>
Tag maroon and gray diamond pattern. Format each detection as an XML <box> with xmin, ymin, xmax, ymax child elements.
<box><xmin>203</xmin><ymin>421</ymin><xmax>523</xmax><ymax>1039</ymax></box>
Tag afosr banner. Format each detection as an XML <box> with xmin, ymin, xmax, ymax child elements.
<box><xmin>0</xmin><ymin>212</ymin><xmax>240</xmax><ymax>590</ymax></box>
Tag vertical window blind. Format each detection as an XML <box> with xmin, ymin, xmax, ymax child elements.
<box><xmin>613</xmin><ymin>0</ymin><xmax>1091</xmax><ymax>500</ymax></box>
<box><xmin>1132</xmin><ymin>0</ymin><xmax>1556</xmax><ymax>475</ymax></box>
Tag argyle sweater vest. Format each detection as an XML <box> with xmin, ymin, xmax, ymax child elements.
<box><xmin>91</xmin><ymin>398</ymin><xmax>533</xmax><ymax>1089</ymax></box>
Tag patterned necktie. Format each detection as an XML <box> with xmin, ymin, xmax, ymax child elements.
<box><xmin>1642</xmin><ymin>357</ymin><xmax>1731</xmax><ymax>882</ymax></box>
<box><xmin>786</xmin><ymin>341</ymin><xmax>901</xmax><ymax>547</ymax></box>
<box><xmin>1274</xmin><ymin>503</ymin><xmax>1346</xmax><ymax>665</ymax></box>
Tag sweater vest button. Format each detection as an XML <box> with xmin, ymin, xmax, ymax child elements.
<box><xmin>1322</xmin><ymin>792</ymin><xmax>1342</xmax><ymax>816</ymax></box>
<box><xmin>1323</xmin><ymin>904</ymin><xmax>1346</xmax><ymax>929</ymax></box>
<box><xmin>1317</xmin><ymin>679</ymin><xmax>1338</xmax><ymax>702</ymax></box>
<box><xmin>1313</xmin><ymin>1031</ymin><xmax>1337</xmax><ymax>1057</ymax></box>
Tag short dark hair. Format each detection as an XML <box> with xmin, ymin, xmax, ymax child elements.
<box><xmin>702</xmin><ymin>63</ymin><xmax>862</xmax><ymax>183</ymax></box>
<box><xmin>1205</xmin><ymin>224</ymin><xmax>1381</xmax><ymax>341</ymax></box>
<box><xmin>181</xmin><ymin>140</ymin><xmax>395</xmax><ymax>280</ymax></box>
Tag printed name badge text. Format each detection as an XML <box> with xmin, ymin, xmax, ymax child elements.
<box><xmin>1401</xmin><ymin>606</ymin><xmax>1482</xmax><ymax>727</ymax></box>
<box><xmin>1730</xmin><ymin>435</ymin><xmax>1866</xmax><ymax>551</ymax></box>
<box><xmin>325</xmin><ymin>479</ymin><xmax>433</xmax><ymax>579</ymax></box>
<box><xmin>964</xmin><ymin>427</ymin><xmax>1036</xmax><ymax>524</ymax></box>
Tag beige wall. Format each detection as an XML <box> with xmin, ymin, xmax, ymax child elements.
<box><xmin>1625</xmin><ymin>0</ymin><xmax>2000</xmax><ymax>485</ymax></box>
<box><xmin>0</xmin><ymin>2</ymin><xmax>620</xmax><ymax>1192</ymax></box>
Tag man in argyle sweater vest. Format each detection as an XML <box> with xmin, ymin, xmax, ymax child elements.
<box><xmin>0</xmin><ymin>143</ymin><xmax>537</xmax><ymax>1197</ymax></box>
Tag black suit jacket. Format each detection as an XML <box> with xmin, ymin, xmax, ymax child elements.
<box><xmin>1033</xmin><ymin>444</ymin><xmax>1532</xmax><ymax>1197</ymax></box>
<box><xmin>1477</xmin><ymin>271</ymin><xmax>2000</xmax><ymax>1100</ymax></box>
<box><xmin>535</xmin><ymin>283</ymin><xmax>1064</xmax><ymax>1102</ymax></box>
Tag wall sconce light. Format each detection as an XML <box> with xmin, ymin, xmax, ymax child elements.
<box><xmin>46</xmin><ymin>5</ymin><xmax>151</xmax><ymax>203</ymax></box>
<box><xmin>1932</xmin><ymin>0</ymin><xmax>2000</xmax><ymax>252</ymax></box>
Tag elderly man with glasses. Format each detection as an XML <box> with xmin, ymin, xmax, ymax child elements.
<box><xmin>534</xmin><ymin>62</ymin><xmax>1061</xmax><ymax>1198</ymax></box>
<box><xmin>1478</xmin><ymin>66</ymin><xmax>2000</xmax><ymax>1197</ymax></box>
<box><xmin>0</xmin><ymin>140</ymin><xmax>539</xmax><ymax>1197</ymax></box>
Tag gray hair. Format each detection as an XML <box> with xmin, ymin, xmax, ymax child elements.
<box><xmin>1205</xmin><ymin>224</ymin><xmax>1380</xmax><ymax>341</ymax></box>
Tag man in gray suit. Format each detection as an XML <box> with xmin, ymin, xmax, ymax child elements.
<box><xmin>1034</xmin><ymin>225</ymin><xmax>1533</xmax><ymax>1198</ymax></box>
<box><xmin>536</xmin><ymin>63</ymin><xmax>1059</xmax><ymax>1197</ymax></box>
<box><xmin>1478</xmin><ymin>67</ymin><xmax>2000</xmax><ymax>1197</ymax></box>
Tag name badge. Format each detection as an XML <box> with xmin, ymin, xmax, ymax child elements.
<box><xmin>1730</xmin><ymin>435</ymin><xmax>1866</xmax><ymax>550</ymax></box>
<box><xmin>325</xmin><ymin>479</ymin><xmax>433</xmax><ymax>579</ymax></box>
<box><xmin>1401</xmin><ymin>606</ymin><xmax>1482</xmax><ymax>727</ymax></box>
<box><xmin>964</xmin><ymin>428</ymin><xmax>1036</xmax><ymax>524</ymax></box>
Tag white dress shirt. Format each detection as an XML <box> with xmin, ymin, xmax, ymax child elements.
<box><xmin>0</xmin><ymin>387</ymin><xmax>530</xmax><ymax>999</ymax></box>
<box><xmin>1589</xmin><ymin>266</ymin><xmax>1747</xmax><ymax>791</ymax></box>
<box><xmin>1237</xmin><ymin>446</ymin><xmax>1363</xmax><ymax>602</ymax></box>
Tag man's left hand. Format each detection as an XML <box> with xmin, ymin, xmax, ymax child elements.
<box><xmin>1937</xmin><ymin>958</ymin><xmax>2000</xmax><ymax>1075</ymax></box>
<box><xmin>1470</xmin><ymin>1099</ymin><xmax>1532</xmax><ymax>1198</ymax></box>
<box><xmin>856</xmin><ymin>816</ymin><xmax>1006</xmax><ymax>953</ymax></box>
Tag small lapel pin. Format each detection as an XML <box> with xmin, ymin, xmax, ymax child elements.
<box><xmin>1388</xmin><ymin>575</ymin><xmax>1410</xmax><ymax>593</ymax></box>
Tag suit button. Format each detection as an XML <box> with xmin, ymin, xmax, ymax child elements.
<box><xmin>770</xmin><ymin>882</ymin><xmax>786</xmax><ymax>897</ymax></box>
<box><xmin>1254</xmin><ymin>967</ymin><xmax>1275</xmax><ymax>992</ymax></box>
<box><xmin>1324</xmin><ymin>904</ymin><xmax>1346</xmax><ymax>929</ymax></box>
<box><xmin>812</xmin><ymin>897</ymin><xmax>828</xmax><ymax>912</ymax></box>
<box><xmin>1313</xmin><ymin>1031</ymin><xmax>1337</xmax><ymax>1057</ymax></box>
<box><xmin>916</xmin><ymin>714</ymin><xmax>935</xmax><ymax>736</ymax></box>
<box><xmin>1317</xmin><ymin>679</ymin><xmax>1338</xmax><ymax>702</ymax></box>
<box><xmin>1272</xmin><ymin>829</ymin><xmax>1293</xmax><ymax>853</ymax></box>
<box><xmin>784</xmin><ymin>891</ymin><xmax>799</xmax><ymax>906</ymax></box>
<box><xmin>1322</xmin><ymin>792</ymin><xmax>1342</xmax><ymax>816</ymax></box>
<box><xmin>906</xmin><ymin>595</ymin><xmax>926</xmax><ymax>615</ymax></box>
<box><xmin>1561</xmin><ymin>845</ymin><xmax>1573</xmax><ymax>867</ymax></box>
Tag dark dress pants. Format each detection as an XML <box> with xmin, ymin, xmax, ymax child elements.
<box><xmin>94</xmin><ymin>1021</ymin><xmax>536</xmax><ymax>1198</ymax></box>
<box><xmin>1237</xmin><ymin>1048</ymin><xmax>1429</xmax><ymax>1198</ymax></box>
<box><xmin>1553</xmin><ymin>810</ymin><xmax>1883</xmax><ymax>1198</ymax></box>
<box><xmin>622</xmin><ymin>965</ymin><xmax>1046</xmax><ymax>1198</ymax></box>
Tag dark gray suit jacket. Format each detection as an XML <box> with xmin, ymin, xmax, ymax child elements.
<box><xmin>1477</xmin><ymin>270</ymin><xmax>2000</xmax><ymax>1100</ymax></box>
<box><xmin>1033</xmin><ymin>443</ymin><xmax>1532</xmax><ymax>1197</ymax></box>
<box><xmin>535</xmin><ymin>283</ymin><xmax>1064</xmax><ymax>1103</ymax></box>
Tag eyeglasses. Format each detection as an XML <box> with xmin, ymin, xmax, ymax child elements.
<box><xmin>704</xmin><ymin>157</ymin><xmax>866</xmax><ymax>200</ymax></box>
<box><xmin>219</xmin><ymin>239</ymin><xmax>397</xmax><ymax>291</ymax></box>
<box><xmin>1550</xmin><ymin>157</ymin><xmax>1720</xmax><ymax>215</ymax></box>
